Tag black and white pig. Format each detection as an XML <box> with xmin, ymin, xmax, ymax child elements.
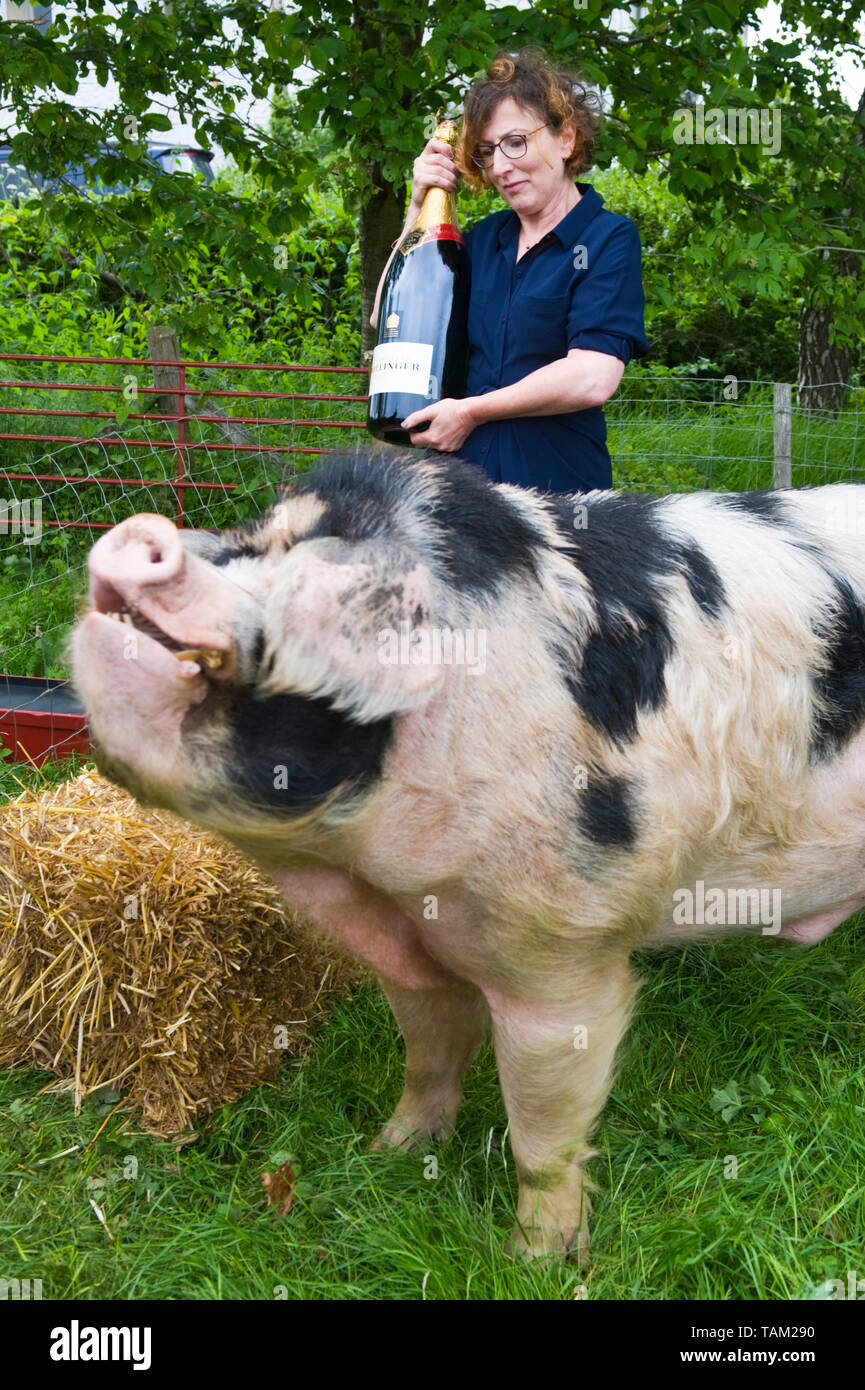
<box><xmin>68</xmin><ymin>445</ymin><xmax>865</xmax><ymax>1260</ymax></box>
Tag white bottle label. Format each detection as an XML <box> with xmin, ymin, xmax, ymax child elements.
<box><xmin>369</xmin><ymin>341</ymin><xmax>434</xmax><ymax>397</ymax></box>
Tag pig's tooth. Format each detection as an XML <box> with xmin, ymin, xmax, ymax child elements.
<box><xmin>122</xmin><ymin>611</ymin><xmax>135</xmax><ymax>627</ymax></box>
<box><xmin>174</xmin><ymin>648</ymin><xmax>203</xmax><ymax>663</ymax></box>
<box><xmin>201</xmin><ymin>649</ymin><xmax>225</xmax><ymax>669</ymax></box>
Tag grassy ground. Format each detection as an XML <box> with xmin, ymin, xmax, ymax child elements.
<box><xmin>1</xmin><ymin>760</ymin><xmax>864</xmax><ymax>1301</ymax></box>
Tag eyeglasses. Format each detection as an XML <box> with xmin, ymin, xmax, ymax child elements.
<box><xmin>470</xmin><ymin>124</ymin><xmax>549</xmax><ymax>169</ymax></box>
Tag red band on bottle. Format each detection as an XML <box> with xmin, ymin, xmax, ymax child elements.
<box><xmin>402</xmin><ymin>223</ymin><xmax>465</xmax><ymax>253</ymax></box>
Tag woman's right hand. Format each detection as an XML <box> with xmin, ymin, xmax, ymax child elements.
<box><xmin>409</xmin><ymin>136</ymin><xmax>461</xmax><ymax>209</ymax></box>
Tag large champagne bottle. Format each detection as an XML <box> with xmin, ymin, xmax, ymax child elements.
<box><xmin>366</xmin><ymin>117</ymin><xmax>469</xmax><ymax>446</ymax></box>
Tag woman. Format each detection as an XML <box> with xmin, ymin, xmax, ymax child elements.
<box><xmin>370</xmin><ymin>50</ymin><xmax>650</xmax><ymax>493</ymax></box>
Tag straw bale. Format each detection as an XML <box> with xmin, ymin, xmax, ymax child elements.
<box><xmin>0</xmin><ymin>769</ymin><xmax>363</xmax><ymax>1134</ymax></box>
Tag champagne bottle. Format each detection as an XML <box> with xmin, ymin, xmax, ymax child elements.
<box><xmin>366</xmin><ymin>117</ymin><xmax>469</xmax><ymax>446</ymax></box>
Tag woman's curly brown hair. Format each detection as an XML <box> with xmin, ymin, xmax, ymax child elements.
<box><xmin>455</xmin><ymin>48</ymin><xmax>604</xmax><ymax>195</ymax></box>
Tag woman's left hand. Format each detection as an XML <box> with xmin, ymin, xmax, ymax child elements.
<box><xmin>401</xmin><ymin>398</ymin><xmax>478</xmax><ymax>452</ymax></box>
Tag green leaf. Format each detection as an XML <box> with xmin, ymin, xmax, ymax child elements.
<box><xmin>749</xmin><ymin>1073</ymin><xmax>774</xmax><ymax>1097</ymax></box>
<box><xmin>704</xmin><ymin>4</ymin><xmax>730</xmax><ymax>29</ymax></box>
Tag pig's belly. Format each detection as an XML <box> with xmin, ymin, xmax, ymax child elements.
<box><xmin>647</xmin><ymin>882</ymin><xmax>865</xmax><ymax>946</ymax></box>
<box><xmin>647</xmin><ymin>731</ymin><xmax>865</xmax><ymax>947</ymax></box>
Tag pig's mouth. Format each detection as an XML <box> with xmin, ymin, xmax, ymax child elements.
<box><xmin>91</xmin><ymin>588</ymin><xmax>229</xmax><ymax>676</ymax></box>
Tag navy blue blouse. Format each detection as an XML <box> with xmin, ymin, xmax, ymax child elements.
<box><xmin>459</xmin><ymin>182</ymin><xmax>649</xmax><ymax>493</ymax></box>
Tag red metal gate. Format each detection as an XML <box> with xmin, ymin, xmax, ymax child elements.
<box><xmin>0</xmin><ymin>350</ymin><xmax>370</xmax><ymax>765</ymax></box>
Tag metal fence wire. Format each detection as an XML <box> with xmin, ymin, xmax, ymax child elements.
<box><xmin>0</xmin><ymin>351</ymin><xmax>862</xmax><ymax>765</ymax></box>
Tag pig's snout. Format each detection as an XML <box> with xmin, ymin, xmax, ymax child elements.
<box><xmin>84</xmin><ymin>513</ymin><xmax>258</xmax><ymax>681</ymax></box>
<box><xmin>88</xmin><ymin>513</ymin><xmax>186</xmax><ymax>601</ymax></box>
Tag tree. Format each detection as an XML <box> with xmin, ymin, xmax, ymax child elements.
<box><xmin>266</xmin><ymin>1</ymin><xmax>540</xmax><ymax>354</ymax></box>
<box><xmin>0</xmin><ymin>0</ymin><xmax>321</xmax><ymax>318</ymax></box>
<box><xmin>796</xmin><ymin>81</ymin><xmax>864</xmax><ymax>408</ymax></box>
<box><xmin>260</xmin><ymin>0</ymin><xmax>865</xmax><ymax>392</ymax></box>
<box><xmin>1</xmin><ymin>0</ymin><xmax>863</xmax><ymax>396</ymax></box>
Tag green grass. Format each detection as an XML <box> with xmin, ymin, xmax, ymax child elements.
<box><xmin>2</xmin><ymin>759</ymin><xmax>864</xmax><ymax>1299</ymax></box>
<box><xmin>0</xmin><ymin>749</ymin><xmax>88</xmax><ymax>802</ymax></box>
<box><xmin>608</xmin><ymin>380</ymin><xmax>865</xmax><ymax>493</ymax></box>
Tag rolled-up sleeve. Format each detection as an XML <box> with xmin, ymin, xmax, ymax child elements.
<box><xmin>567</xmin><ymin>221</ymin><xmax>649</xmax><ymax>364</ymax></box>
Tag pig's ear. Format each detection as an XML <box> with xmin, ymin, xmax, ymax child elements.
<box><xmin>257</xmin><ymin>537</ymin><xmax>444</xmax><ymax>722</ymax></box>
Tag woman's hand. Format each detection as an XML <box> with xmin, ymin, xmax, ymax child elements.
<box><xmin>401</xmin><ymin>398</ymin><xmax>478</xmax><ymax>452</ymax></box>
<box><xmin>409</xmin><ymin>136</ymin><xmax>461</xmax><ymax>207</ymax></box>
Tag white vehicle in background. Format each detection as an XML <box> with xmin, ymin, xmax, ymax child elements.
<box><xmin>0</xmin><ymin>140</ymin><xmax>214</xmax><ymax>202</ymax></box>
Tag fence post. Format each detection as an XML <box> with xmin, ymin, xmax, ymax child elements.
<box><xmin>773</xmin><ymin>382</ymin><xmax>792</xmax><ymax>490</ymax></box>
<box><xmin>146</xmin><ymin>326</ymin><xmax>181</xmax><ymax>421</ymax></box>
<box><xmin>146</xmin><ymin>326</ymin><xmax>186</xmax><ymax>527</ymax></box>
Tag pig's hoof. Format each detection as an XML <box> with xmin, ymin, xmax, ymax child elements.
<box><xmin>505</xmin><ymin>1221</ymin><xmax>591</xmax><ymax>1266</ymax></box>
<box><xmin>370</xmin><ymin>1113</ymin><xmax>455</xmax><ymax>1152</ymax></box>
<box><xmin>369</xmin><ymin>1125</ymin><xmax>421</xmax><ymax>1153</ymax></box>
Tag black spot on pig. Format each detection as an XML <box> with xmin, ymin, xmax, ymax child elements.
<box><xmin>298</xmin><ymin>450</ymin><xmax>540</xmax><ymax>598</ymax></box>
<box><xmin>715</xmin><ymin>490</ymin><xmax>790</xmax><ymax>525</ymax></box>
<box><xmin>543</xmin><ymin>493</ymin><xmax>675</xmax><ymax>742</ymax></box>
<box><xmin>423</xmin><ymin>453</ymin><xmax>540</xmax><ymax>595</ymax></box>
<box><xmin>676</xmin><ymin>541</ymin><xmax>726</xmax><ymax>619</ymax></box>
<box><xmin>361</xmin><ymin>581</ymin><xmax>407</xmax><ymax>624</ymax></box>
<box><xmin>543</xmin><ymin>495</ymin><xmax>727</xmax><ymax>742</ymax></box>
<box><xmin>294</xmin><ymin>453</ymin><xmax>408</xmax><ymax>547</ymax></box>
<box><xmin>577</xmin><ymin>770</ymin><xmax>637</xmax><ymax>848</ymax></box>
<box><xmin>808</xmin><ymin>572</ymin><xmax>865</xmax><ymax>764</ymax></box>
<box><xmin>223</xmin><ymin>689</ymin><xmax>394</xmax><ymax>815</ymax></box>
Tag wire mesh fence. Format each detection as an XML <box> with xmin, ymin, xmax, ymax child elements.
<box><xmin>0</xmin><ymin>354</ymin><xmax>862</xmax><ymax>765</ymax></box>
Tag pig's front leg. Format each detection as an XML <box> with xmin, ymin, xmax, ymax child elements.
<box><xmin>270</xmin><ymin>865</ymin><xmax>457</xmax><ymax>991</ymax></box>
<box><xmin>484</xmin><ymin>956</ymin><xmax>638</xmax><ymax>1263</ymax></box>
<box><xmin>371</xmin><ymin>979</ymin><xmax>489</xmax><ymax>1149</ymax></box>
<box><xmin>268</xmin><ymin>866</ymin><xmax>486</xmax><ymax>1144</ymax></box>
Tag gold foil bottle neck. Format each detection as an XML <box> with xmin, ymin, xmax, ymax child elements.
<box><xmin>403</xmin><ymin>115</ymin><xmax>461</xmax><ymax>240</ymax></box>
<box><xmin>434</xmin><ymin>118</ymin><xmax>458</xmax><ymax>148</ymax></box>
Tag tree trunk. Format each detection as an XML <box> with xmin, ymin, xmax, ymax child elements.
<box><xmin>797</xmin><ymin>276</ymin><xmax>854</xmax><ymax>414</ymax></box>
<box><xmin>797</xmin><ymin>82</ymin><xmax>864</xmax><ymax>412</ymax></box>
<box><xmin>358</xmin><ymin>158</ymin><xmax>405</xmax><ymax>361</ymax></box>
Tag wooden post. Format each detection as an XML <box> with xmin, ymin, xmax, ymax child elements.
<box><xmin>146</xmin><ymin>325</ymin><xmax>186</xmax><ymax>524</ymax></box>
<box><xmin>773</xmin><ymin>382</ymin><xmax>792</xmax><ymax>489</ymax></box>
<box><xmin>145</xmin><ymin>325</ymin><xmax>182</xmax><ymax>426</ymax></box>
